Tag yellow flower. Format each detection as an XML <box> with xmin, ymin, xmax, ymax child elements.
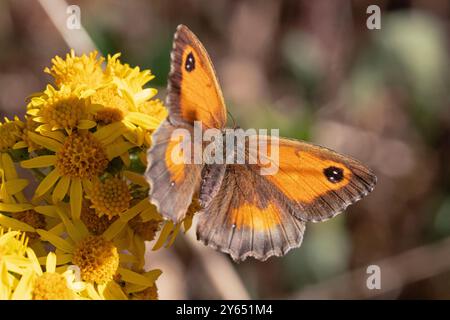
<box><xmin>33</xmin><ymin>203</ymin><xmax>153</xmax><ymax>287</ymax></box>
<box><xmin>90</xmin><ymin>53</ymin><xmax>167</xmax><ymax>149</ymax></box>
<box><xmin>122</xmin><ymin>269</ymin><xmax>162</xmax><ymax>300</ymax></box>
<box><xmin>13</xmin><ymin>116</ymin><xmax>42</xmax><ymax>152</ymax></box>
<box><xmin>0</xmin><ymin>229</ymin><xmax>30</xmax><ymax>299</ymax></box>
<box><xmin>91</xmin><ymin>86</ymin><xmax>165</xmax><ymax>148</ymax></box>
<box><xmin>31</xmin><ymin>252</ymin><xmax>86</xmax><ymax>300</ymax></box>
<box><xmin>19</xmin><ymin>130</ymin><xmax>122</xmax><ymax>219</ymax></box>
<box><xmin>105</xmin><ymin>53</ymin><xmax>157</xmax><ymax>103</ymax></box>
<box><xmin>87</xmin><ymin>176</ymin><xmax>132</xmax><ymax>220</ymax></box>
<box><xmin>0</xmin><ymin>117</ymin><xmax>24</xmax><ymax>152</ymax></box>
<box><xmin>44</xmin><ymin>49</ymin><xmax>105</xmax><ymax>89</ymax></box>
<box><xmin>0</xmin><ymin>229</ymin><xmax>84</xmax><ymax>300</ymax></box>
<box><xmin>1</xmin><ymin>49</ymin><xmax>174</xmax><ymax>300</ymax></box>
<box><xmin>0</xmin><ymin>153</ymin><xmax>29</xmax><ymax>204</ymax></box>
<box><xmin>72</xmin><ymin>235</ymin><xmax>119</xmax><ymax>284</ymax></box>
<box><xmin>27</xmin><ymin>84</ymin><xmax>97</xmax><ymax>134</ymax></box>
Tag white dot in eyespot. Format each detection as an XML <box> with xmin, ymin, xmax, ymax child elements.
<box><xmin>232</xmin><ymin>224</ymin><xmax>236</xmax><ymax>229</ymax></box>
<box><xmin>170</xmin><ymin>182</ymin><xmax>175</xmax><ymax>187</ymax></box>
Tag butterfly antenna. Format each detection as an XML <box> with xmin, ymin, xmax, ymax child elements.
<box><xmin>228</xmin><ymin>110</ymin><xmax>237</xmax><ymax>129</ymax></box>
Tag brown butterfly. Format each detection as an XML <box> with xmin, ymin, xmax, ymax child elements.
<box><xmin>145</xmin><ymin>25</ymin><xmax>376</xmax><ymax>261</ymax></box>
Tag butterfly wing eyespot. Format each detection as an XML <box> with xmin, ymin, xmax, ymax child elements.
<box><xmin>185</xmin><ymin>52</ymin><xmax>195</xmax><ymax>72</ymax></box>
<box><xmin>323</xmin><ymin>166</ymin><xmax>344</xmax><ymax>183</ymax></box>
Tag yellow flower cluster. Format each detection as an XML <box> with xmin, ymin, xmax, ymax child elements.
<box><xmin>0</xmin><ymin>50</ymin><xmax>192</xmax><ymax>300</ymax></box>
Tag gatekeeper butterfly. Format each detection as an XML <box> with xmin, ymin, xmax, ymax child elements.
<box><xmin>145</xmin><ymin>25</ymin><xmax>376</xmax><ymax>261</ymax></box>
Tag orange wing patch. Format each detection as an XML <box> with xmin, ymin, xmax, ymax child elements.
<box><xmin>230</xmin><ymin>202</ymin><xmax>282</xmax><ymax>232</ymax></box>
<box><xmin>164</xmin><ymin>136</ymin><xmax>185</xmax><ymax>185</ymax></box>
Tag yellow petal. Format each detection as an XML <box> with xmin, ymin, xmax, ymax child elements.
<box><xmin>120</xmin><ymin>199</ymin><xmax>151</xmax><ymax>222</ymax></box>
<box><xmin>13</xmin><ymin>141</ymin><xmax>28</xmax><ymax>149</ymax></box>
<box><xmin>93</xmin><ymin>122</ymin><xmax>126</xmax><ymax>145</ymax></box>
<box><xmin>102</xmin><ymin>219</ymin><xmax>127</xmax><ymax>241</ymax></box>
<box><xmin>21</xmin><ymin>155</ymin><xmax>56</xmax><ymax>168</ymax></box>
<box><xmin>1</xmin><ymin>153</ymin><xmax>17</xmax><ymax>180</ymax></box>
<box><xmin>152</xmin><ymin>221</ymin><xmax>174</xmax><ymax>251</ymax></box>
<box><xmin>135</xmin><ymin>127</ymin><xmax>145</xmax><ymax>146</ymax></box>
<box><xmin>183</xmin><ymin>214</ymin><xmax>194</xmax><ymax>232</ymax></box>
<box><xmin>117</xmin><ymin>267</ymin><xmax>155</xmax><ymax>287</ymax></box>
<box><xmin>81</xmin><ymin>178</ymin><xmax>92</xmax><ymax>194</ymax></box>
<box><xmin>28</xmin><ymin>131</ymin><xmax>62</xmax><ymax>152</ymax></box>
<box><xmin>34</xmin><ymin>205</ymin><xmax>58</xmax><ymax>218</ymax></box>
<box><xmin>46</xmin><ymin>252</ymin><xmax>57</xmax><ymax>273</ymax></box>
<box><xmin>125</xmin><ymin>112</ymin><xmax>161</xmax><ymax>130</ymax></box>
<box><xmin>85</xmin><ymin>283</ymin><xmax>102</xmax><ymax>300</ymax></box>
<box><xmin>120</xmin><ymin>152</ymin><xmax>131</xmax><ymax>167</ymax></box>
<box><xmin>134</xmin><ymin>88</ymin><xmax>158</xmax><ymax>103</ymax></box>
<box><xmin>38</xmin><ymin>253</ymin><xmax>72</xmax><ymax>266</ymax></box>
<box><xmin>55</xmin><ymin>205</ymin><xmax>83</xmax><ymax>243</ymax></box>
<box><xmin>77</xmin><ymin>119</ymin><xmax>97</xmax><ymax>130</ymax></box>
<box><xmin>0</xmin><ymin>213</ymin><xmax>36</xmax><ymax>232</ymax></box>
<box><xmin>70</xmin><ymin>178</ymin><xmax>82</xmax><ymax>220</ymax></box>
<box><xmin>102</xmin><ymin>281</ymin><xmax>128</xmax><ymax>300</ymax></box>
<box><xmin>26</xmin><ymin>108</ymin><xmax>40</xmax><ymax>116</ymax></box>
<box><xmin>39</xmin><ymin>129</ymin><xmax>66</xmax><ymax>143</ymax></box>
<box><xmin>48</xmin><ymin>222</ymin><xmax>65</xmax><ymax>235</ymax></box>
<box><xmin>4</xmin><ymin>179</ymin><xmax>29</xmax><ymax>195</ymax></box>
<box><xmin>119</xmin><ymin>253</ymin><xmax>137</xmax><ymax>264</ymax></box>
<box><xmin>36</xmin><ymin>229</ymin><xmax>74</xmax><ymax>253</ymax></box>
<box><xmin>106</xmin><ymin>141</ymin><xmax>134</xmax><ymax>160</ymax></box>
<box><xmin>26</xmin><ymin>247</ymin><xmax>43</xmax><ymax>275</ymax></box>
<box><xmin>73</xmin><ymin>219</ymin><xmax>89</xmax><ymax>239</ymax></box>
<box><xmin>166</xmin><ymin>223</ymin><xmax>181</xmax><ymax>248</ymax></box>
<box><xmin>140</xmin><ymin>206</ymin><xmax>161</xmax><ymax>223</ymax></box>
<box><xmin>52</xmin><ymin>175</ymin><xmax>70</xmax><ymax>203</ymax></box>
<box><xmin>0</xmin><ymin>203</ymin><xmax>33</xmax><ymax>213</ymax></box>
<box><xmin>56</xmin><ymin>254</ymin><xmax>73</xmax><ymax>265</ymax></box>
<box><xmin>138</xmin><ymin>151</ymin><xmax>147</xmax><ymax>166</ymax></box>
<box><xmin>34</xmin><ymin>168</ymin><xmax>60</xmax><ymax>197</ymax></box>
<box><xmin>123</xmin><ymin>170</ymin><xmax>148</xmax><ymax>187</ymax></box>
<box><xmin>11</xmin><ymin>269</ymin><xmax>33</xmax><ymax>300</ymax></box>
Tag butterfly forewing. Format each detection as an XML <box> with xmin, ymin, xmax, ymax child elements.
<box><xmin>249</xmin><ymin>137</ymin><xmax>377</xmax><ymax>222</ymax></box>
<box><xmin>167</xmin><ymin>25</ymin><xmax>227</xmax><ymax>129</ymax></box>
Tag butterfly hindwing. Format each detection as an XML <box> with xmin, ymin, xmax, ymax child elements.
<box><xmin>197</xmin><ymin>164</ymin><xmax>306</xmax><ymax>262</ymax></box>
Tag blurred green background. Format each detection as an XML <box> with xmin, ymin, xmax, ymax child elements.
<box><xmin>0</xmin><ymin>0</ymin><xmax>449</xmax><ymax>299</ymax></box>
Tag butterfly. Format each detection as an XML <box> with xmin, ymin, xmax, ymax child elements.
<box><xmin>145</xmin><ymin>25</ymin><xmax>376</xmax><ymax>261</ymax></box>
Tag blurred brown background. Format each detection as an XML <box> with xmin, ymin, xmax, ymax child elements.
<box><xmin>0</xmin><ymin>0</ymin><xmax>449</xmax><ymax>299</ymax></box>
